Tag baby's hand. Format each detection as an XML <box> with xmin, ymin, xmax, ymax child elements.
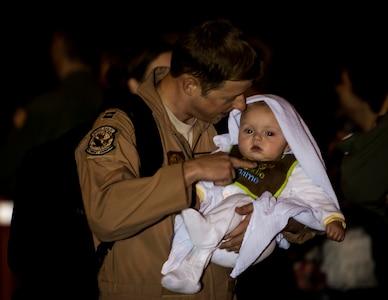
<box><xmin>326</xmin><ymin>220</ymin><xmax>345</xmax><ymax>242</ymax></box>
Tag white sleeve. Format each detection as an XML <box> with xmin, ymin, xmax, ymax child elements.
<box><xmin>279</xmin><ymin>165</ymin><xmax>344</xmax><ymax>225</ymax></box>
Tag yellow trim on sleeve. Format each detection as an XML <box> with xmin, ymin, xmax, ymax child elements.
<box><xmin>323</xmin><ymin>214</ymin><xmax>347</xmax><ymax>229</ymax></box>
<box><xmin>196</xmin><ymin>184</ymin><xmax>206</xmax><ymax>203</ymax></box>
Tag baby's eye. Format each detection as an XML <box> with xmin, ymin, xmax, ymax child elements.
<box><xmin>266</xmin><ymin>131</ymin><xmax>274</xmax><ymax>136</ymax></box>
<box><xmin>245</xmin><ymin>129</ymin><xmax>253</xmax><ymax>134</ymax></box>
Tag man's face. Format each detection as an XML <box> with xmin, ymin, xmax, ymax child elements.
<box><xmin>191</xmin><ymin>80</ymin><xmax>252</xmax><ymax>124</ymax></box>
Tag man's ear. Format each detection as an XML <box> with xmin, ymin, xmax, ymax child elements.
<box><xmin>182</xmin><ymin>76</ymin><xmax>198</xmax><ymax>96</ymax></box>
<box><xmin>127</xmin><ymin>78</ymin><xmax>140</xmax><ymax>94</ymax></box>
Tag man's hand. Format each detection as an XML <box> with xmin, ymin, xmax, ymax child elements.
<box><xmin>183</xmin><ymin>152</ymin><xmax>257</xmax><ymax>187</ymax></box>
<box><xmin>219</xmin><ymin>202</ymin><xmax>254</xmax><ymax>252</ymax></box>
<box><xmin>213</xmin><ymin>155</ymin><xmax>257</xmax><ymax>186</ymax></box>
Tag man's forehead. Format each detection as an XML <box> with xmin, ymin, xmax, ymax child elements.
<box><xmin>212</xmin><ymin>80</ymin><xmax>252</xmax><ymax>96</ymax></box>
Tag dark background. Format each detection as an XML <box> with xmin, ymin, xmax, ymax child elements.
<box><xmin>0</xmin><ymin>4</ymin><xmax>386</xmax><ymax>299</ymax></box>
<box><xmin>2</xmin><ymin>2</ymin><xmax>387</xmax><ymax>154</ymax></box>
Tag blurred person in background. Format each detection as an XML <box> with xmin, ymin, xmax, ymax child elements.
<box><xmin>106</xmin><ymin>32</ymin><xmax>176</xmax><ymax>94</ymax></box>
<box><xmin>99</xmin><ymin>31</ymin><xmax>176</xmax><ymax>111</ymax></box>
<box><xmin>322</xmin><ymin>39</ymin><xmax>387</xmax><ymax>300</ymax></box>
<box><xmin>126</xmin><ymin>32</ymin><xmax>177</xmax><ymax>94</ymax></box>
<box><xmin>0</xmin><ymin>24</ymin><xmax>104</xmax><ymax>199</ymax></box>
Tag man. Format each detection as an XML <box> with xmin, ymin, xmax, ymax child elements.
<box><xmin>75</xmin><ymin>18</ymin><xmax>263</xmax><ymax>299</ymax></box>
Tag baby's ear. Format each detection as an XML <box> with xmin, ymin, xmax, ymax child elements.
<box><xmin>284</xmin><ymin>144</ymin><xmax>291</xmax><ymax>152</ymax></box>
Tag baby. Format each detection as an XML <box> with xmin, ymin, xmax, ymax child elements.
<box><xmin>161</xmin><ymin>94</ymin><xmax>346</xmax><ymax>294</ymax></box>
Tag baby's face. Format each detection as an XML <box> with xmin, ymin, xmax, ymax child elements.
<box><xmin>238</xmin><ymin>102</ymin><xmax>289</xmax><ymax>162</ymax></box>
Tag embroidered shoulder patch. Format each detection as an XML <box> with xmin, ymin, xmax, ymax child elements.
<box><xmin>86</xmin><ymin>126</ymin><xmax>117</xmax><ymax>155</ymax></box>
